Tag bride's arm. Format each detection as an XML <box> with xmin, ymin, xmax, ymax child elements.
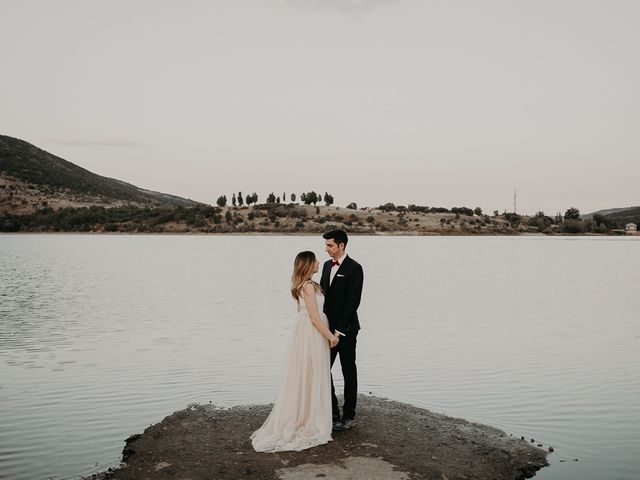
<box><xmin>302</xmin><ymin>283</ymin><xmax>339</xmax><ymax>344</ymax></box>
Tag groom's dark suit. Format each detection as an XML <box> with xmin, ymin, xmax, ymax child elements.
<box><xmin>320</xmin><ymin>254</ymin><xmax>364</xmax><ymax>421</ymax></box>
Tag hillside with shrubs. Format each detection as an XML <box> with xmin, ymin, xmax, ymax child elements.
<box><xmin>1</xmin><ymin>135</ymin><xmax>632</xmax><ymax>234</ymax></box>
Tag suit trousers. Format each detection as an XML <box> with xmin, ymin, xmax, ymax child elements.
<box><xmin>330</xmin><ymin>331</ymin><xmax>358</xmax><ymax>421</ymax></box>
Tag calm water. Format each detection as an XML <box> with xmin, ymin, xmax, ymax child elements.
<box><xmin>1</xmin><ymin>234</ymin><xmax>639</xmax><ymax>480</ymax></box>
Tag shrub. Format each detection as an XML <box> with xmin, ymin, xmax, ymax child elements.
<box><xmin>503</xmin><ymin>212</ymin><xmax>521</xmax><ymax>226</ymax></box>
<box><xmin>562</xmin><ymin>219</ymin><xmax>585</xmax><ymax>234</ymax></box>
<box><xmin>451</xmin><ymin>207</ymin><xmax>474</xmax><ymax>216</ymax></box>
<box><xmin>288</xmin><ymin>207</ymin><xmax>308</xmax><ymax>219</ymax></box>
<box><xmin>429</xmin><ymin>207</ymin><xmax>450</xmax><ymax>213</ymax></box>
<box><xmin>378</xmin><ymin>203</ymin><xmax>397</xmax><ymax>212</ymax></box>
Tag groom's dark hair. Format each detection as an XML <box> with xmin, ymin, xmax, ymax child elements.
<box><xmin>323</xmin><ymin>229</ymin><xmax>348</xmax><ymax>247</ymax></box>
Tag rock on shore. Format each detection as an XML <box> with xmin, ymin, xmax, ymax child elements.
<box><xmin>88</xmin><ymin>395</ymin><xmax>548</xmax><ymax>480</ymax></box>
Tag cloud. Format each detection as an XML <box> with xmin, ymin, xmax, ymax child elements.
<box><xmin>286</xmin><ymin>0</ymin><xmax>401</xmax><ymax>14</ymax></box>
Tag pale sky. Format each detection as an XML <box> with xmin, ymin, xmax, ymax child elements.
<box><xmin>1</xmin><ymin>0</ymin><xmax>638</xmax><ymax>215</ymax></box>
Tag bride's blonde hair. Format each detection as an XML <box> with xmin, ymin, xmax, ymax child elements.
<box><xmin>291</xmin><ymin>251</ymin><xmax>321</xmax><ymax>305</ymax></box>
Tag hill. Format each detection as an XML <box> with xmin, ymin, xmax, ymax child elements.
<box><xmin>0</xmin><ymin>135</ymin><xmax>200</xmax><ymax>214</ymax></box>
<box><xmin>583</xmin><ymin>206</ymin><xmax>640</xmax><ymax>225</ymax></box>
<box><xmin>601</xmin><ymin>206</ymin><xmax>640</xmax><ymax>225</ymax></box>
<box><xmin>1</xmin><ymin>135</ymin><xmax>630</xmax><ymax>234</ymax></box>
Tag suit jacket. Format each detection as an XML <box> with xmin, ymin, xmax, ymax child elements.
<box><xmin>320</xmin><ymin>255</ymin><xmax>364</xmax><ymax>335</ymax></box>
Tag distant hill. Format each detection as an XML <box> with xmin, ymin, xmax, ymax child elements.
<box><xmin>0</xmin><ymin>134</ymin><xmax>201</xmax><ymax>214</ymax></box>
<box><xmin>582</xmin><ymin>207</ymin><xmax>633</xmax><ymax>219</ymax></box>
<box><xmin>601</xmin><ymin>207</ymin><xmax>640</xmax><ymax>225</ymax></box>
<box><xmin>583</xmin><ymin>206</ymin><xmax>640</xmax><ymax>224</ymax></box>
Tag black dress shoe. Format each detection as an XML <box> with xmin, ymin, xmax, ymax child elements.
<box><xmin>332</xmin><ymin>419</ymin><xmax>355</xmax><ymax>431</ymax></box>
<box><xmin>341</xmin><ymin>419</ymin><xmax>355</xmax><ymax>429</ymax></box>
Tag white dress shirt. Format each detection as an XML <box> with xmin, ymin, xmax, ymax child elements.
<box><xmin>329</xmin><ymin>252</ymin><xmax>347</xmax><ymax>285</ymax></box>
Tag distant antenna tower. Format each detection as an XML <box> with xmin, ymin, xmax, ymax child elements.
<box><xmin>513</xmin><ymin>188</ymin><xmax>517</xmax><ymax>213</ymax></box>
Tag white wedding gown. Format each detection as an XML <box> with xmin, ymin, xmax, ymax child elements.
<box><xmin>251</xmin><ymin>291</ymin><xmax>333</xmax><ymax>452</ymax></box>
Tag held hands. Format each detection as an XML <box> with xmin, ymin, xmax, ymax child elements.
<box><xmin>329</xmin><ymin>334</ymin><xmax>340</xmax><ymax>348</ymax></box>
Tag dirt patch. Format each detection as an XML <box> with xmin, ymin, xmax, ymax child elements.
<box><xmin>86</xmin><ymin>395</ymin><xmax>549</xmax><ymax>480</ymax></box>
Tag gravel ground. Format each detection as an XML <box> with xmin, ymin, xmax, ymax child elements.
<box><xmin>86</xmin><ymin>395</ymin><xmax>549</xmax><ymax>480</ymax></box>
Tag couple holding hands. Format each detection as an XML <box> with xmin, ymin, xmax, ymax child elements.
<box><xmin>251</xmin><ymin>229</ymin><xmax>364</xmax><ymax>452</ymax></box>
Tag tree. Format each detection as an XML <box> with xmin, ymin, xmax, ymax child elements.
<box><xmin>237</xmin><ymin>192</ymin><xmax>244</xmax><ymax>206</ymax></box>
<box><xmin>593</xmin><ymin>213</ymin><xmax>604</xmax><ymax>226</ymax></box>
<box><xmin>303</xmin><ymin>192</ymin><xmax>318</xmax><ymax>205</ymax></box>
<box><xmin>564</xmin><ymin>207</ymin><xmax>580</xmax><ymax>220</ymax></box>
<box><xmin>301</xmin><ymin>193</ymin><xmax>307</xmax><ymax>204</ymax></box>
<box><xmin>291</xmin><ymin>193</ymin><xmax>296</xmax><ymax>202</ymax></box>
<box><xmin>474</xmin><ymin>207</ymin><xmax>482</xmax><ymax>216</ymax></box>
<box><xmin>324</xmin><ymin>192</ymin><xmax>334</xmax><ymax>206</ymax></box>
<box><xmin>232</xmin><ymin>193</ymin><xmax>237</xmax><ymax>207</ymax></box>
<box><xmin>267</xmin><ymin>192</ymin><xmax>276</xmax><ymax>203</ymax></box>
<box><xmin>347</xmin><ymin>202</ymin><xmax>357</xmax><ymax>210</ymax></box>
<box><xmin>276</xmin><ymin>196</ymin><xmax>281</xmax><ymax>203</ymax></box>
<box><xmin>216</xmin><ymin>195</ymin><xmax>227</xmax><ymax>207</ymax></box>
<box><xmin>593</xmin><ymin>213</ymin><xmax>617</xmax><ymax>230</ymax></box>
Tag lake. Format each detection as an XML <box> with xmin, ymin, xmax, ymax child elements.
<box><xmin>1</xmin><ymin>234</ymin><xmax>639</xmax><ymax>480</ymax></box>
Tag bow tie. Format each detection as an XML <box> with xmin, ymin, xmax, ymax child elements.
<box><xmin>331</xmin><ymin>260</ymin><xmax>340</xmax><ymax>267</ymax></box>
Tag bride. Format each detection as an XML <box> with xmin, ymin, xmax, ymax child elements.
<box><xmin>251</xmin><ymin>251</ymin><xmax>340</xmax><ymax>452</ymax></box>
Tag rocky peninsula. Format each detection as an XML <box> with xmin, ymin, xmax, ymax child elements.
<box><xmin>87</xmin><ymin>395</ymin><xmax>549</xmax><ymax>480</ymax></box>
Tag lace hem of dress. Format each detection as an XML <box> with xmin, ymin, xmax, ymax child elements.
<box><xmin>251</xmin><ymin>429</ymin><xmax>332</xmax><ymax>452</ymax></box>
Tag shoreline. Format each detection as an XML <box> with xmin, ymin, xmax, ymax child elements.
<box><xmin>3</xmin><ymin>203</ymin><xmax>631</xmax><ymax>236</ymax></box>
<box><xmin>0</xmin><ymin>230</ymin><xmax>628</xmax><ymax>237</ymax></box>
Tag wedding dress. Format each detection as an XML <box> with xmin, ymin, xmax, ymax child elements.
<box><xmin>251</xmin><ymin>290</ymin><xmax>332</xmax><ymax>452</ymax></box>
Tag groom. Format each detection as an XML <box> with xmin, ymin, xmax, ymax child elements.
<box><xmin>320</xmin><ymin>229</ymin><xmax>364</xmax><ymax>431</ymax></box>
